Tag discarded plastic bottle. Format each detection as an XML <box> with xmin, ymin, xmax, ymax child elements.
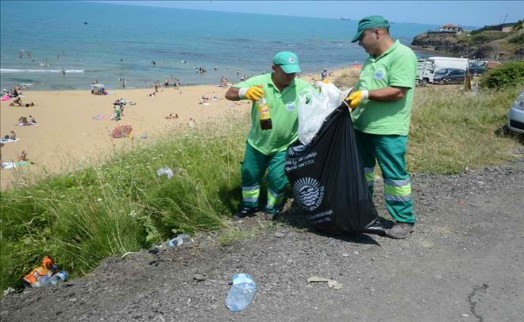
<box><xmin>256</xmin><ymin>97</ymin><xmax>272</xmax><ymax>130</ymax></box>
<box><xmin>225</xmin><ymin>273</ymin><xmax>257</xmax><ymax>312</ymax></box>
<box><xmin>167</xmin><ymin>234</ymin><xmax>190</xmax><ymax>248</ymax></box>
<box><xmin>37</xmin><ymin>270</ymin><xmax>52</xmax><ymax>287</ymax></box>
<box><xmin>49</xmin><ymin>271</ymin><xmax>69</xmax><ymax>286</ymax></box>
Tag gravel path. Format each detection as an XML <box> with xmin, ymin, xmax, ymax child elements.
<box><xmin>2</xmin><ymin>157</ymin><xmax>523</xmax><ymax>322</ymax></box>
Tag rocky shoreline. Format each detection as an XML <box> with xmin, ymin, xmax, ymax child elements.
<box><xmin>410</xmin><ymin>28</ymin><xmax>523</xmax><ymax>60</ymax></box>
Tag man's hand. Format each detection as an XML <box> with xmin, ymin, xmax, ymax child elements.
<box><xmin>239</xmin><ymin>86</ymin><xmax>264</xmax><ymax>101</ymax></box>
<box><xmin>345</xmin><ymin>90</ymin><xmax>369</xmax><ymax>110</ymax></box>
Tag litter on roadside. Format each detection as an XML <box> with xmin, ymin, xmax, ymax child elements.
<box><xmin>156</xmin><ymin>167</ymin><xmax>174</xmax><ymax>179</ymax></box>
<box><xmin>22</xmin><ymin>256</ymin><xmax>68</xmax><ymax>288</ymax></box>
<box><xmin>307</xmin><ymin>276</ymin><xmax>343</xmax><ymax>290</ymax></box>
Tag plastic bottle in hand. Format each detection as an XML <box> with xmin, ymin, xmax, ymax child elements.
<box><xmin>49</xmin><ymin>271</ymin><xmax>69</xmax><ymax>286</ymax></box>
<box><xmin>256</xmin><ymin>97</ymin><xmax>272</xmax><ymax>130</ymax></box>
<box><xmin>225</xmin><ymin>273</ymin><xmax>257</xmax><ymax>312</ymax></box>
<box><xmin>167</xmin><ymin>234</ymin><xmax>190</xmax><ymax>248</ymax></box>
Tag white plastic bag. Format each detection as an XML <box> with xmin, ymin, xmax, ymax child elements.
<box><xmin>298</xmin><ymin>81</ymin><xmax>346</xmax><ymax>145</ymax></box>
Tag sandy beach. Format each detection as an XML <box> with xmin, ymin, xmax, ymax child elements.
<box><xmin>1</xmin><ymin>69</ymin><xmax>355</xmax><ymax>191</ymax></box>
<box><xmin>0</xmin><ymin>83</ymin><xmax>251</xmax><ymax>190</ymax></box>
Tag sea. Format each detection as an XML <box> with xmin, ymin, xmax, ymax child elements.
<box><xmin>0</xmin><ymin>1</ymin><xmax>439</xmax><ymax>91</ymax></box>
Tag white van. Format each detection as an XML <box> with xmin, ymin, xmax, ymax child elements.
<box><xmin>417</xmin><ymin>56</ymin><xmax>469</xmax><ymax>85</ymax></box>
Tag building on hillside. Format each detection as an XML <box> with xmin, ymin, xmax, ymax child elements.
<box><xmin>439</xmin><ymin>24</ymin><xmax>464</xmax><ymax>35</ymax></box>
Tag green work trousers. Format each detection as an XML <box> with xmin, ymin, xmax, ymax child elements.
<box><xmin>240</xmin><ymin>142</ymin><xmax>288</xmax><ymax>214</ymax></box>
<box><xmin>354</xmin><ymin>130</ymin><xmax>415</xmax><ymax>224</ymax></box>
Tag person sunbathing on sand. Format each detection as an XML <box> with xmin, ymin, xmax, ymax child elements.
<box><xmin>18</xmin><ymin>117</ymin><xmax>28</xmax><ymax>126</ymax></box>
<box><xmin>17</xmin><ymin>150</ymin><xmax>28</xmax><ymax>162</ymax></box>
<box><xmin>9</xmin><ymin>131</ymin><xmax>16</xmax><ymax>140</ymax></box>
<box><xmin>9</xmin><ymin>97</ymin><xmax>23</xmax><ymax>107</ymax></box>
<box><xmin>165</xmin><ymin>113</ymin><xmax>179</xmax><ymax>119</ymax></box>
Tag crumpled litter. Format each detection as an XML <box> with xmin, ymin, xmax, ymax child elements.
<box><xmin>307</xmin><ymin>276</ymin><xmax>343</xmax><ymax>290</ymax></box>
<box><xmin>157</xmin><ymin>167</ymin><xmax>174</xmax><ymax>179</ymax></box>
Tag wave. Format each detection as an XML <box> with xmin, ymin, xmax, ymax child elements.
<box><xmin>0</xmin><ymin>69</ymin><xmax>85</xmax><ymax>73</ymax></box>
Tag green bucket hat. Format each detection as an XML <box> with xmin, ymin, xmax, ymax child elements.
<box><xmin>351</xmin><ymin>15</ymin><xmax>390</xmax><ymax>43</ymax></box>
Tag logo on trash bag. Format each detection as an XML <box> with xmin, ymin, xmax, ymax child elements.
<box><xmin>288</xmin><ymin>144</ymin><xmax>306</xmax><ymax>157</ymax></box>
<box><xmin>294</xmin><ymin>177</ymin><xmax>324</xmax><ymax>211</ymax></box>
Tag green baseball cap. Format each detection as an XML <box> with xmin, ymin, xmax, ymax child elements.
<box><xmin>351</xmin><ymin>15</ymin><xmax>390</xmax><ymax>43</ymax></box>
<box><xmin>273</xmin><ymin>51</ymin><xmax>301</xmax><ymax>74</ymax></box>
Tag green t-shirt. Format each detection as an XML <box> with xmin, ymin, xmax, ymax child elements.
<box><xmin>351</xmin><ymin>40</ymin><xmax>417</xmax><ymax>135</ymax></box>
<box><xmin>236</xmin><ymin>73</ymin><xmax>312</xmax><ymax>155</ymax></box>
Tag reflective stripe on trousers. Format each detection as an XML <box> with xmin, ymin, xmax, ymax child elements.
<box><xmin>241</xmin><ymin>185</ymin><xmax>260</xmax><ymax>208</ymax></box>
<box><xmin>384</xmin><ymin>178</ymin><xmax>412</xmax><ymax>203</ymax></box>
<box><xmin>266</xmin><ymin>188</ymin><xmax>284</xmax><ymax>214</ymax></box>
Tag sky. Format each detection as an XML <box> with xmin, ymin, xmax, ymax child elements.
<box><xmin>102</xmin><ymin>1</ymin><xmax>524</xmax><ymax>27</ymax></box>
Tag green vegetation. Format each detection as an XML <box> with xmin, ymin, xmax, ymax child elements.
<box><xmin>480</xmin><ymin>62</ymin><xmax>524</xmax><ymax>89</ymax></box>
<box><xmin>1</xmin><ymin>83</ymin><xmax>522</xmax><ymax>292</ymax></box>
<box><xmin>508</xmin><ymin>33</ymin><xmax>524</xmax><ymax>44</ymax></box>
<box><xmin>454</xmin><ymin>30</ymin><xmax>510</xmax><ymax>47</ymax></box>
<box><xmin>408</xmin><ymin>85</ymin><xmax>521</xmax><ymax>173</ymax></box>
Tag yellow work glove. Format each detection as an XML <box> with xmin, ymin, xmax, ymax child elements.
<box><xmin>239</xmin><ymin>86</ymin><xmax>264</xmax><ymax>101</ymax></box>
<box><xmin>345</xmin><ymin>90</ymin><xmax>369</xmax><ymax>110</ymax></box>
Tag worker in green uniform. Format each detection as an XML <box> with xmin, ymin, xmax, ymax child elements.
<box><xmin>225</xmin><ymin>51</ymin><xmax>312</xmax><ymax>220</ymax></box>
<box><xmin>346</xmin><ymin>16</ymin><xmax>418</xmax><ymax>239</ymax></box>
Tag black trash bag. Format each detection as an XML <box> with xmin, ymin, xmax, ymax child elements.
<box><xmin>285</xmin><ymin>103</ymin><xmax>377</xmax><ymax>234</ymax></box>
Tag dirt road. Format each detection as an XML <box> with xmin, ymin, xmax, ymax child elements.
<box><xmin>1</xmin><ymin>157</ymin><xmax>523</xmax><ymax>322</ymax></box>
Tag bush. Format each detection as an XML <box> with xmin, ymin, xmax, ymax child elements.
<box><xmin>470</xmin><ymin>34</ymin><xmax>491</xmax><ymax>44</ymax></box>
<box><xmin>508</xmin><ymin>33</ymin><xmax>524</xmax><ymax>44</ymax></box>
<box><xmin>480</xmin><ymin>62</ymin><xmax>524</xmax><ymax>89</ymax></box>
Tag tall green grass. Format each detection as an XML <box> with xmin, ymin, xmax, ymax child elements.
<box><xmin>1</xmin><ymin>86</ymin><xmax>522</xmax><ymax>292</ymax></box>
<box><xmin>409</xmin><ymin>85</ymin><xmax>522</xmax><ymax>173</ymax></box>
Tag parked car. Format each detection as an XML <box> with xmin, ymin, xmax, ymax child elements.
<box><xmin>507</xmin><ymin>91</ymin><xmax>524</xmax><ymax>134</ymax></box>
<box><xmin>433</xmin><ymin>68</ymin><xmax>466</xmax><ymax>84</ymax></box>
<box><xmin>469</xmin><ymin>62</ymin><xmax>487</xmax><ymax>75</ymax></box>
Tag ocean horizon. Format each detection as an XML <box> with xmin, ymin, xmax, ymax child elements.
<box><xmin>1</xmin><ymin>1</ymin><xmax>440</xmax><ymax>91</ymax></box>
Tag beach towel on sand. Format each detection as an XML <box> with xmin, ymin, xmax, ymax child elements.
<box><xmin>111</xmin><ymin>124</ymin><xmax>132</xmax><ymax>138</ymax></box>
<box><xmin>93</xmin><ymin>114</ymin><xmax>110</xmax><ymax>121</ymax></box>
<box><xmin>0</xmin><ymin>138</ymin><xmax>19</xmax><ymax>144</ymax></box>
<box><xmin>1</xmin><ymin>161</ymin><xmax>29</xmax><ymax>169</ymax></box>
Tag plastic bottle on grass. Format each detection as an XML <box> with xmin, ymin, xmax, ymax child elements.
<box><xmin>167</xmin><ymin>234</ymin><xmax>190</xmax><ymax>248</ymax></box>
<box><xmin>225</xmin><ymin>273</ymin><xmax>257</xmax><ymax>312</ymax></box>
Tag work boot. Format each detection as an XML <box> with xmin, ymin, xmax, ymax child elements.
<box><xmin>233</xmin><ymin>206</ymin><xmax>258</xmax><ymax>220</ymax></box>
<box><xmin>263</xmin><ymin>211</ymin><xmax>276</xmax><ymax>221</ymax></box>
<box><xmin>263</xmin><ymin>206</ymin><xmax>281</xmax><ymax>221</ymax></box>
<box><xmin>385</xmin><ymin>222</ymin><xmax>415</xmax><ymax>239</ymax></box>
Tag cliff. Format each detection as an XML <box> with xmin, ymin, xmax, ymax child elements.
<box><xmin>411</xmin><ymin>22</ymin><xmax>524</xmax><ymax>60</ymax></box>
